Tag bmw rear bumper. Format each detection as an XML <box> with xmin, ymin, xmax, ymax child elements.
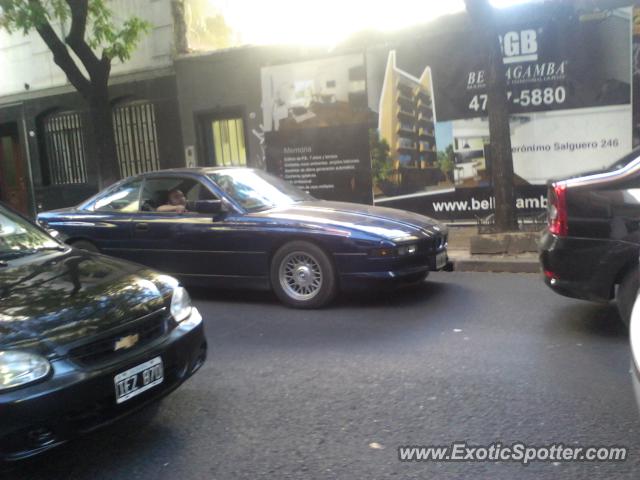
<box><xmin>0</xmin><ymin>309</ymin><xmax>207</xmax><ymax>462</ymax></box>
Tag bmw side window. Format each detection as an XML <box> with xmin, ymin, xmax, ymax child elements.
<box><xmin>92</xmin><ymin>180</ymin><xmax>143</xmax><ymax>212</ymax></box>
<box><xmin>139</xmin><ymin>178</ymin><xmax>218</xmax><ymax>213</ymax></box>
<box><xmin>140</xmin><ymin>178</ymin><xmax>183</xmax><ymax>212</ymax></box>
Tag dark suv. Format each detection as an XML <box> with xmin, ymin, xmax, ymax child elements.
<box><xmin>0</xmin><ymin>203</ymin><xmax>207</xmax><ymax>461</ymax></box>
<box><xmin>539</xmin><ymin>149</ymin><xmax>640</xmax><ymax>325</ymax></box>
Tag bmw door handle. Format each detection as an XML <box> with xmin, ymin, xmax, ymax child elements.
<box><xmin>135</xmin><ymin>223</ymin><xmax>149</xmax><ymax>232</ymax></box>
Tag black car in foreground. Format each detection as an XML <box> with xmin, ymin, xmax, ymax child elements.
<box><xmin>539</xmin><ymin>149</ymin><xmax>640</xmax><ymax>324</ymax></box>
<box><xmin>0</xmin><ymin>204</ymin><xmax>207</xmax><ymax>462</ymax></box>
<box><xmin>38</xmin><ymin>167</ymin><xmax>448</xmax><ymax>308</ymax></box>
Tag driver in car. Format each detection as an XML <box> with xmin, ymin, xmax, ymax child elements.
<box><xmin>157</xmin><ymin>189</ymin><xmax>188</xmax><ymax>213</ymax></box>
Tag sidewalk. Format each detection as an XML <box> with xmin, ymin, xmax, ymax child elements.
<box><xmin>446</xmin><ymin>226</ymin><xmax>540</xmax><ymax>273</ymax></box>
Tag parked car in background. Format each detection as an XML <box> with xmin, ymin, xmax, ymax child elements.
<box><xmin>37</xmin><ymin>168</ymin><xmax>449</xmax><ymax>308</ymax></box>
<box><xmin>0</xmin><ymin>203</ymin><xmax>207</xmax><ymax>462</ymax></box>
<box><xmin>539</xmin><ymin>149</ymin><xmax>640</xmax><ymax>325</ymax></box>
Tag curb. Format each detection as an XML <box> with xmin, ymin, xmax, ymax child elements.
<box><xmin>448</xmin><ymin>250</ymin><xmax>540</xmax><ymax>274</ymax></box>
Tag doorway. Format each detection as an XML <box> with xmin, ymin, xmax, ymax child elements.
<box><xmin>198</xmin><ymin>111</ymin><xmax>248</xmax><ymax>167</ymax></box>
<box><xmin>0</xmin><ymin>122</ymin><xmax>29</xmax><ymax>214</ymax></box>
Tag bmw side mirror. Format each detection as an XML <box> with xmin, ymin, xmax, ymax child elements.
<box><xmin>190</xmin><ymin>200</ymin><xmax>223</xmax><ymax>214</ymax></box>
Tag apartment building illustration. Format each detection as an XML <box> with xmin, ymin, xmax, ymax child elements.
<box><xmin>378</xmin><ymin>50</ymin><xmax>437</xmax><ymax>189</ymax></box>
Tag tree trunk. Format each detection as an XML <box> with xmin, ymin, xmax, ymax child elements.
<box><xmin>466</xmin><ymin>0</ymin><xmax>518</xmax><ymax>232</ymax></box>
<box><xmin>28</xmin><ymin>3</ymin><xmax>134</xmax><ymax>190</ymax></box>
<box><xmin>87</xmin><ymin>92</ymin><xmax>120</xmax><ymax>188</ymax></box>
<box><xmin>485</xmin><ymin>21</ymin><xmax>518</xmax><ymax>232</ymax></box>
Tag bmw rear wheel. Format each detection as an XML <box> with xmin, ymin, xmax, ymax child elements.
<box><xmin>271</xmin><ymin>241</ymin><xmax>336</xmax><ymax>308</ymax></box>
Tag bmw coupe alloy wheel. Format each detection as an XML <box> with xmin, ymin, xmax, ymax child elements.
<box><xmin>279</xmin><ymin>251</ymin><xmax>323</xmax><ymax>301</ymax></box>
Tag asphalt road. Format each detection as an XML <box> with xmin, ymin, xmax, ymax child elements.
<box><xmin>10</xmin><ymin>272</ymin><xmax>640</xmax><ymax>480</ymax></box>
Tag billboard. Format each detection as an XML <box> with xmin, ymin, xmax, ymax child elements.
<box><xmin>260</xmin><ymin>6</ymin><xmax>635</xmax><ymax>221</ymax></box>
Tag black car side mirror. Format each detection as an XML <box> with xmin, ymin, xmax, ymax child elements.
<box><xmin>190</xmin><ymin>200</ymin><xmax>224</xmax><ymax>214</ymax></box>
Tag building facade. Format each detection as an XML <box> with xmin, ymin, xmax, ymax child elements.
<box><xmin>0</xmin><ymin>0</ymin><xmax>183</xmax><ymax>214</ymax></box>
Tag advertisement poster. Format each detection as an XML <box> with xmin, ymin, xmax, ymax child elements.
<box><xmin>261</xmin><ymin>54</ymin><xmax>374</xmax><ymax>204</ymax></box>
<box><xmin>265</xmin><ymin>124</ymin><xmax>372</xmax><ymax>204</ymax></box>
<box><xmin>370</xmin><ymin>6</ymin><xmax>633</xmax><ymax>220</ymax></box>
<box><xmin>261</xmin><ymin>6</ymin><xmax>634</xmax><ymax>221</ymax></box>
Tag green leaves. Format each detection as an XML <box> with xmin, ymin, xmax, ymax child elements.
<box><xmin>0</xmin><ymin>0</ymin><xmax>150</xmax><ymax>63</ymax></box>
<box><xmin>0</xmin><ymin>0</ymin><xmax>68</xmax><ymax>33</ymax></box>
<box><xmin>0</xmin><ymin>0</ymin><xmax>47</xmax><ymax>34</ymax></box>
<box><xmin>99</xmin><ymin>16</ymin><xmax>150</xmax><ymax>62</ymax></box>
<box><xmin>437</xmin><ymin>145</ymin><xmax>455</xmax><ymax>180</ymax></box>
<box><xmin>86</xmin><ymin>0</ymin><xmax>150</xmax><ymax>62</ymax></box>
<box><xmin>369</xmin><ymin>128</ymin><xmax>394</xmax><ymax>185</ymax></box>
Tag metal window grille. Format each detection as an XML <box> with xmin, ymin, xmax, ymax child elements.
<box><xmin>212</xmin><ymin>118</ymin><xmax>247</xmax><ymax>166</ymax></box>
<box><xmin>43</xmin><ymin>111</ymin><xmax>88</xmax><ymax>184</ymax></box>
<box><xmin>113</xmin><ymin>100</ymin><xmax>161</xmax><ymax>177</ymax></box>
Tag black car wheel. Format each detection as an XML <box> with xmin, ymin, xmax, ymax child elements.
<box><xmin>70</xmin><ymin>239</ymin><xmax>99</xmax><ymax>252</ymax></box>
<box><xmin>617</xmin><ymin>268</ymin><xmax>639</xmax><ymax>327</ymax></box>
<box><xmin>270</xmin><ymin>241</ymin><xmax>336</xmax><ymax>308</ymax></box>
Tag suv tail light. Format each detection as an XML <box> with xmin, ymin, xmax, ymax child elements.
<box><xmin>547</xmin><ymin>183</ymin><xmax>568</xmax><ymax>236</ymax></box>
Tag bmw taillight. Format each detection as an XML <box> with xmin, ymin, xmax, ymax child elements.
<box><xmin>547</xmin><ymin>183</ymin><xmax>568</xmax><ymax>236</ymax></box>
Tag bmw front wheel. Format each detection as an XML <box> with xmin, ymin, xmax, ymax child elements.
<box><xmin>271</xmin><ymin>241</ymin><xmax>336</xmax><ymax>308</ymax></box>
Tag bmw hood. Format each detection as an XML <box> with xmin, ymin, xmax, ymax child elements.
<box><xmin>258</xmin><ymin>200</ymin><xmax>446</xmax><ymax>241</ymax></box>
<box><xmin>0</xmin><ymin>249</ymin><xmax>174</xmax><ymax>355</ymax></box>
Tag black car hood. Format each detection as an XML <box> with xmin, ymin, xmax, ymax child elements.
<box><xmin>0</xmin><ymin>249</ymin><xmax>171</xmax><ymax>356</ymax></box>
<box><xmin>257</xmin><ymin>200</ymin><xmax>446</xmax><ymax>241</ymax></box>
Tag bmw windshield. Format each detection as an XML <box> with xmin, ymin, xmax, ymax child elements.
<box><xmin>209</xmin><ymin>169</ymin><xmax>313</xmax><ymax>211</ymax></box>
<box><xmin>0</xmin><ymin>206</ymin><xmax>63</xmax><ymax>262</ymax></box>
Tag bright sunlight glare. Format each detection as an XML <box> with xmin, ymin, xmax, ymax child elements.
<box><xmin>205</xmin><ymin>0</ymin><xmax>539</xmax><ymax>47</ymax></box>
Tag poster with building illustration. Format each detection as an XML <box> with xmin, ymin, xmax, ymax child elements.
<box><xmin>258</xmin><ymin>5</ymin><xmax>633</xmax><ymax>220</ymax></box>
<box><xmin>367</xmin><ymin>6</ymin><xmax>633</xmax><ymax>219</ymax></box>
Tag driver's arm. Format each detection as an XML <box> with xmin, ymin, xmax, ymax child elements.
<box><xmin>157</xmin><ymin>204</ymin><xmax>186</xmax><ymax>213</ymax></box>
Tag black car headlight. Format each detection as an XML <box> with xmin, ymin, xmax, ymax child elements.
<box><xmin>170</xmin><ymin>286</ymin><xmax>193</xmax><ymax>323</ymax></box>
<box><xmin>0</xmin><ymin>351</ymin><xmax>51</xmax><ymax>391</ymax></box>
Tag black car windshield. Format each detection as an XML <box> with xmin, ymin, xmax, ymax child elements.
<box><xmin>0</xmin><ymin>206</ymin><xmax>61</xmax><ymax>261</ymax></box>
<box><xmin>209</xmin><ymin>169</ymin><xmax>313</xmax><ymax>211</ymax></box>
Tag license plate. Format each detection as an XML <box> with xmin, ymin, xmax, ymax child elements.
<box><xmin>114</xmin><ymin>356</ymin><xmax>164</xmax><ymax>404</ymax></box>
<box><xmin>435</xmin><ymin>251</ymin><xmax>447</xmax><ymax>269</ymax></box>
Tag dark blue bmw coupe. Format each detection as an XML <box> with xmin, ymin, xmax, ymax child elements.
<box><xmin>37</xmin><ymin>168</ymin><xmax>448</xmax><ymax>308</ymax></box>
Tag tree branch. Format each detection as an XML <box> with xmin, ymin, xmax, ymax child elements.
<box><xmin>65</xmin><ymin>0</ymin><xmax>88</xmax><ymax>43</ymax></box>
<box><xmin>65</xmin><ymin>0</ymin><xmax>104</xmax><ymax>77</ymax></box>
<box><xmin>28</xmin><ymin>2</ymin><xmax>91</xmax><ymax>94</ymax></box>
